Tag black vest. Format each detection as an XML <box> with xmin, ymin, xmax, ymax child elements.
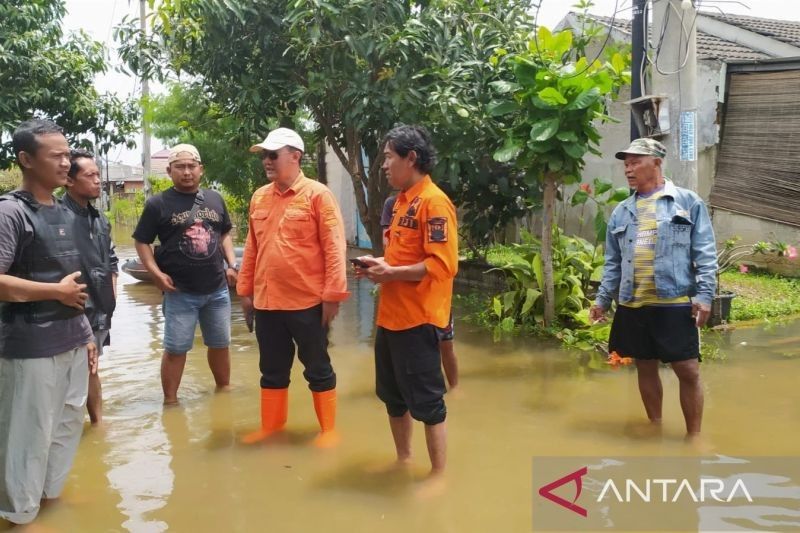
<box><xmin>0</xmin><ymin>191</ymin><xmax>84</xmax><ymax>324</ymax></box>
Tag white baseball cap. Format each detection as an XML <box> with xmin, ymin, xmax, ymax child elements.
<box><xmin>249</xmin><ymin>127</ymin><xmax>305</xmax><ymax>153</ymax></box>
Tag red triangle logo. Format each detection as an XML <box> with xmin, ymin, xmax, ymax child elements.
<box><xmin>538</xmin><ymin>466</ymin><xmax>588</xmax><ymax>517</ymax></box>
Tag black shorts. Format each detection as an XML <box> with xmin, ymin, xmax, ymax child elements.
<box><xmin>436</xmin><ymin>312</ymin><xmax>454</xmax><ymax>342</ymax></box>
<box><xmin>609</xmin><ymin>305</ymin><xmax>700</xmax><ymax>363</ymax></box>
<box><xmin>375</xmin><ymin>325</ymin><xmax>446</xmax><ymax>425</ymax></box>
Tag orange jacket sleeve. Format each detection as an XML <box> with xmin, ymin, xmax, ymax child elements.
<box><xmin>315</xmin><ymin>190</ymin><xmax>350</xmax><ymax>302</ymax></box>
<box><xmin>236</xmin><ymin>195</ymin><xmax>259</xmax><ymax>297</ymax></box>
<box><xmin>422</xmin><ymin>198</ymin><xmax>459</xmax><ymax>282</ymax></box>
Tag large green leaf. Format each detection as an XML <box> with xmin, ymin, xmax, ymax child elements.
<box><xmin>551</xmin><ymin>30</ymin><xmax>573</xmax><ymax>57</ymax></box>
<box><xmin>493</xmin><ymin>136</ymin><xmax>523</xmax><ymax>163</ymax></box>
<box><xmin>537</xmin><ymin>87</ymin><xmax>567</xmax><ymax>106</ymax></box>
<box><xmin>610</xmin><ymin>186</ymin><xmax>632</xmax><ymax>202</ymax></box>
<box><xmin>492</xmin><ymin>296</ymin><xmax>502</xmax><ymax>319</ymax></box>
<box><xmin>487</xmin><ymin>100</ymin><xmax>519</xmax><ymax>117</ymax></box>
<box><xmin>562</xmin><ymin>142</ymin><xmax>587</xmax><ymax>159</ymax></box>
<box><xmin>594</xmin><ymin>209</ymin><xmax>608</xmax><ymax>244</ymax></box>
<box><xmin>565</xmin><ymin>87</ymin><xmax>601</xmax><ymax>110</ymax></box>
<box><xmin>593</xmin><ymin>177</ymin><xmax>613</xmax><ymax>195</ymax></box>
<box><xmin>571</xmin><ymin>189</ymin><xmax>589</xmax><ymax>206</ymax></box>
<box><xmin>502</xmin><ymin>290</ymin><xmax>517</xmax><ymax>313</ymax></box>
<box><xmin>556</xmin><ymin>131</ymin><xmax>578</xmax><ymax>142</ymax></box>
<box><xmin>532</xmin><ymin>253</ymin><xmax>544</xmax><ymax>288</ymax></box>
<box><xmin>513</xmin><ymin>60</ymin><xmax>538</xmax><ymax>86</ymax></box>
<box><xmin>528</xmin><ymin>117</ymin><xmax>560</xmax><ymax>142</ymax></box>
<box><xmin>489</xmin><ymin>80</ymin><xmax>521</xmax><ymax>94</ymax></box>
<box><xmin>521</xmin><ymin>288</ymin><xmax>541</xmax><ymax>315</ymax></box>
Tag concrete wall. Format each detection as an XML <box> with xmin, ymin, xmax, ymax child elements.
<box><xmin>712</xmin><ymin>208</ymin><xmax>800</xmax><ymax>248</ymax></box>
<box><xmin>323</xmin><ymin>144</ymin><xmax>358</xmax><ymax>244</ymax></box>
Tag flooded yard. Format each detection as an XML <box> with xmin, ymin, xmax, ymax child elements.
<box><xmin>7</xmin><ymin>235</ymin><xmax>800</xmax><ymax>532</ymax></box>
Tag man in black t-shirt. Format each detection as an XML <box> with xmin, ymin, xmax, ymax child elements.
<box><xmin>133</xmin><ymin>144</ymin><xmax>238</xmax><ymax>405</ymax></box>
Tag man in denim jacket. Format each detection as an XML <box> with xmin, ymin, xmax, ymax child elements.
<box><xmin>590</xmin><ymin>138</ymin><xmax>717</xmax><ymax>439</ymax></box>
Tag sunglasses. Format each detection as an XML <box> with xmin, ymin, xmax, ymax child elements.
<box><xmin>260</xmin><ymin>150</ymin><xmax>282</xmax><ymax>161</ymax></box>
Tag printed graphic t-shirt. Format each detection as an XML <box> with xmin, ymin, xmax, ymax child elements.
<box><xmin>133</xmin><ymin>187</ymin><xmax>232</xmax><ymax>294</ymax></box>
<box><xmin>622</xmin><ymin>187</ymin><xmax>690</xmax><ymax>308</ymax></box>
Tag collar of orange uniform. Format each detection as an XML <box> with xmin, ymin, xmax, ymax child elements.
<box><xmin>399</xmin><ymin>174</ymin><xmax>431</xmax><ymax>202</ymax></box>
<box><xmin>273</xmin><ymin>171</ymin><xmax>307</xmax><ymax>197</ymax></box>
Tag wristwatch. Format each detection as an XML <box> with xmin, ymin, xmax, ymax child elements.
<box><xmin>229</xmin><ymin>262</ymin><xmax>240</xmax><ymax>272</ymax></box>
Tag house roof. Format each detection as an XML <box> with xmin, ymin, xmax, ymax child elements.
<box><xmin>586</xmin><ymin>13</ymin><xmax>771</xmax><ymax>61</ymax></box>
<box><xmin>702</xmin><ymin>12</ymin><xmax>800</xmax><ymax>48</ymax></box>
<box><xmin>152</xmin><ymin>148</ymin><xmax>171</xmax><ymax>159</ymax></box>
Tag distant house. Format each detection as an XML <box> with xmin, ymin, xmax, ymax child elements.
<box><xmin>100</xmin><ymin>162</ymin><xmax>144</xmax><ymax>195</ymax></box>
<box><xmin>557</xmin><ymin>11</ymin><xmax>800</xmax><ymax>247</ymax></box>
<box><xmin>150</xmin><ymin>148</ymin><xmax>171</xmax><ymax>178</ymax></box>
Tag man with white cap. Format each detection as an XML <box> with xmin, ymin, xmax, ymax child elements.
<box><xmin>133</xmin><ymin>143</ymin><xmax>239</xmax><ymax>405</ymax></box>
<box><xmin>237</xmin><ymin>128</ymin><xmax>349</xmax><ymax>448</ymax></box>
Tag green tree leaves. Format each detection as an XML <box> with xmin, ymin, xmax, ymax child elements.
<box><xmin>0</xmin><ymin>0</ymin><xmax>137</xmax><ymax>167</ymax></box>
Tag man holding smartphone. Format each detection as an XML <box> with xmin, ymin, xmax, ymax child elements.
<box><xmin>355</xmin><ymin>125</ymin><xmax>458</xmax><ymax>494</ymax></box>
<box><xmin>237</xmin><ymin>128</ymin><xmax>349</xmax><ymax>448</ymax></box>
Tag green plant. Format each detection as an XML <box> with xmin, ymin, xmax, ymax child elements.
<box><xmin>717</xmin><ymin>236</ymin><xmax>798</xmax><ymax>295</ymax></box>
<box><xmin>0</xmin><ymin>168</ymin><xmax>21</xmax><ymax>194</ymax></box>
<box><xmin>489</xmin><ymin>21</ymin><xmax>629</xmax><ymax>325</ymax></box>
<box><xmin>569</xmin><ymin>177</ymin><xmax>630</xmax><ymax>243</ymax></box>
<box><xmin>0</xmin><ymin>0</ymin><xmax>137</xmax><ymax>167</ymax></box>
<box><xmin>487</xmin><ymin>227</ymin><xmax>604</xmax><ymax>334</ymax></box>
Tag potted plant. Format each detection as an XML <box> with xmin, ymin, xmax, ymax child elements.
<box><xmin>710</xmin><ymin>237</ymin><xmax>798</xmax><ymax>326</ymax></box>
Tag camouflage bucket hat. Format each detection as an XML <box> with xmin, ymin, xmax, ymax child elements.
<box><xmin>615</xmin><ymin>138</ymin><xmax>667</xmax><ymax>160</ymax></box>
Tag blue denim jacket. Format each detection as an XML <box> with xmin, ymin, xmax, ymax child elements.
<box><xmin>595</xmin><ymin>179</ymin><xmax>718</xmax><ymax>309</ymax></box>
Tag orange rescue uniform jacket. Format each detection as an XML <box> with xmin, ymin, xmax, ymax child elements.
<box><xmin>237</xmin><ymin>172</ymin><xmax>350</xmax><ymax>310</ymax></box>
<box><xmin>376</xmin><ymin>175</ymin><xmax>458</xmax><ymax>330</ymax></box>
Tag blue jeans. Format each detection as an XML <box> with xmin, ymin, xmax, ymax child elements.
<box><xmin>162</xmin><ymin>287</ymin><xmax>231</xmax><ymax>355</ymax></box>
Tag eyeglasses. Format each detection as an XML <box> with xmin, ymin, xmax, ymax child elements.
<box><xmin>260</xmin><ymin>150</ymin><xmax>281</xmax><ymax>161</ymax></box>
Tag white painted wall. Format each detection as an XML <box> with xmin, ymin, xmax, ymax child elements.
<box><xmin>323</xmin><ymin>145</ymin><xmax>358</xmax><ymax>244</ymax></box>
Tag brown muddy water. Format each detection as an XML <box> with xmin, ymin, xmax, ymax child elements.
<box><xmin>5</xmin><ymin>230</ymin><xmax>800</xmax><ymax>532</ymax></box>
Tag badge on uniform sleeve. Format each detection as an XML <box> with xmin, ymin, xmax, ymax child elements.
<box><xmin>427</xmin><ymin>217</ymin><xmax>448</xmax><ymax>243</ymax></box>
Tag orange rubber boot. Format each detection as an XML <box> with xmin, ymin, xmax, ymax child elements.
<box><xmin>241</xmin><ymin>388</ymin><xmax>288</xmax><ymax>444</ymax></box>
<box><xmin>312</xmin><ymin>389</ymin><xmax>340</xmax><ymax>448</ymax></box>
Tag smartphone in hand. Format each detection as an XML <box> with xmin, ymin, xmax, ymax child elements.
<box><xmin>350</xmin><ymin>258</ymin><xmax>371</xmax><ymax>269</ymax></box>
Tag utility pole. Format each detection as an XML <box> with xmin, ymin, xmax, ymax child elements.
<box><xmin>651</xmin><ymin>0</ymin><xmax>698</xmax><ymax>190</ymax></box>
<box><xmin>630</xmin><ymin>0</ymin><xmax>647</xmax><ymax>141</ymax></box>
<box><xmin>140</xmin><ymin>0</ymin><xmax>151</xmax><ymax>198</ymax></box>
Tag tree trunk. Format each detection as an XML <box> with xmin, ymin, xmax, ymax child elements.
<box><xmin>316</xmin><ymin>140</ymin><xmax>327</xmax><ymax>185</ymax></box>
<box><xmin>314</xmin><ymin>112</ymin><xmax>389</xmax><ymax>254</ymax></box>
<box><xmin>541</xmin><ymin>173</ymin><xmax>559</xmax><ymax>326</ymax></box>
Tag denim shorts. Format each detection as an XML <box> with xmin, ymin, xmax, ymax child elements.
<box><xmin>162</xmin><ymin>286</ymin><xmax>231</xmax><ymax>355</ymax></box>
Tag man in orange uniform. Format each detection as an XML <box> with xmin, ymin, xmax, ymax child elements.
<box><xmin>237</xmin><ymin>128</ymin><xmax>349</xmax><ymax>448</ymax></box>
<box><xmin>356</xmin><ymin>125</ymin><xmax>458</xmax><ymax>485</ymax></box>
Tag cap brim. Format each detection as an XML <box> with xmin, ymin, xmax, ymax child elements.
<box><xmin>249</xmin><ymin>141</ymin><xmax>291</xmax><ymax>153</ymax></box>
<box><xmin>615</xmin><ymin>149</ymin><xmax>654</xmax><ymax>160</ymax></box>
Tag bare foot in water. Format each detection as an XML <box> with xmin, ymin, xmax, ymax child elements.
<box><xmin>685</xmin><ymin>433</ymin><xmax>715</xmax><ymax>454</ymax></box>
<box><xmin>365</xmin><ymin>458</ymin><xmax>413</xmax><ymax>475</ymax></box>
<box><xmin>215</xmin><ymin>385</ymin><xmax>232</xmax><ymax>393</ymax></box>
<box><xmin>624</xmin><ymin>419</ymin><xmax>662</xmax><ymax>440</ymax></box>
<box><xmin>415</xmin><ymin>470</ymin><xmax>447</xmax><ymax>499</ymax></box>
<box><xmin>163</xmin><ymin>397</ymin><xmax>179</xmax><ymax>407</ymax></box>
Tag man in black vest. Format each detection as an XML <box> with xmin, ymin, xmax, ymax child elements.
<box><xmin>64</xmin><ymin>149</ymin><xmax>118</xmax><ymax>425</ymax></box>
<box><xmin>0</xmin><ymin>119</ymin><xmax>96</xmax><ymax>525</ymax></box>
<box><xmin>133</xmin><ymin>144</ymin><xmax>238</xmax><ymax>405</ymax></box>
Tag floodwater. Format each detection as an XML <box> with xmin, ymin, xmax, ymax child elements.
<box><xmin>5</xmin><ymin>229</ymin><xmax>800</xmax><ymax>532</ymax></box>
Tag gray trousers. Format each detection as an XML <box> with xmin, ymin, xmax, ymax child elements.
<box><xmin>0</xmin><ymin>346</ymin><xmax>88</xmax><ymax>525</ymax></box>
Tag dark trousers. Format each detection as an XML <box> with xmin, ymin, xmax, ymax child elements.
<box><xmin>254</xmin><ymin>305</ymin><xmax>336</xmax><ymax>392</ymax></box>
<box><xmin>375</xmin><ymin>325</ymin><xmax>447</xmax><ymax>425</ymax></box>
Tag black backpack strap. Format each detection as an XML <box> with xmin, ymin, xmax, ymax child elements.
<box><xmin>183</xmin><ymin>190</ymin><xmax>205</xmax><ymax>231</ymax></box>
